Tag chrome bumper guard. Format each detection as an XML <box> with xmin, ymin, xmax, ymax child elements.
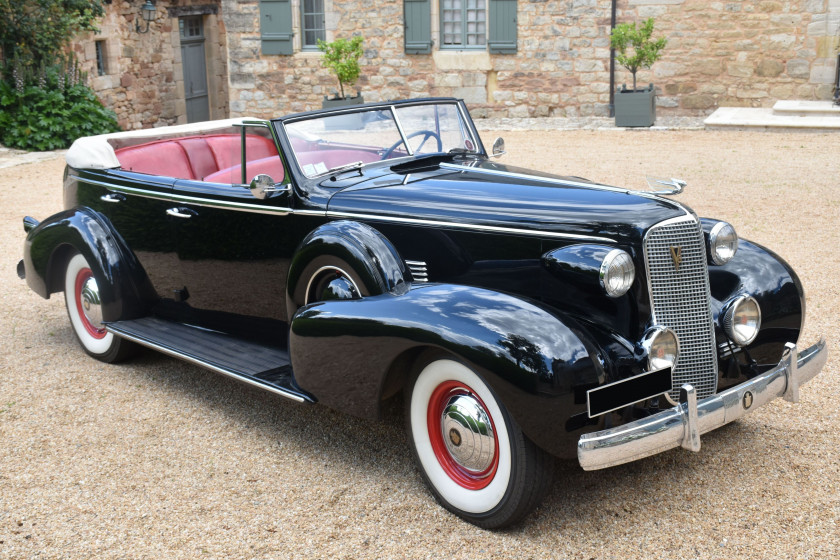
<box><xmin>578</xmin><ymin>339</ymin><xmax>828</xmax><ymax>471</ymax></box>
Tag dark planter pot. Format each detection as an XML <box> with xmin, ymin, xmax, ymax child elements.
<box><xmin>321</xmin><ymin>93</ymin><xmax>365</xmax><ymax>110</ymax></box>
<box><xmin>321</xmin><ymin>93</ymin><xmax>365</xmax><ymax>129</ymax></box>
<box><xmin>614</xmin><ymin>84</ymin><xmax>656</xmax><ymax>127</ymax></box>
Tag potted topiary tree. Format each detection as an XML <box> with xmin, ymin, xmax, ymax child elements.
<box><xmin>610</xmin><ymin>18</ymin><xmax>667</xmax><ymax>127</ymax></box>
<box><xmin>318</xmin><ymin>36</ymin><xmax>365</xmax><ymax>110</ymax></box>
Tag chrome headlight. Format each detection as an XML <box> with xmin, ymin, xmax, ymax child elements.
<box><xmin>599</xmin><ymin>249</ymin><xmax>635</xmax><ymax>298</ymax></box>
<box><xmin>708</xmin><ymin>221</ymin><xmax>738</xmax><ymax>265</ymax></box>
<box><xmin>642</xmin><ymin>327</ymin><xmax>680</xmax><ymax>371</ymax></box>
<box><xmin>722</xmin><ymin>296</ymin><xmax>761</xmax><ymax>346</ymax></box>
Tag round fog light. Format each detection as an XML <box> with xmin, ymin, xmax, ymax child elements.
<box><xmin>722</xmin><ymin>296</ymin><xmax>761</xmax><ymax>346</ymax></box>
<box><xmin>642</xmin><ymin>327</ymin><xmax>680</xmax><ymax>372</ymax></box>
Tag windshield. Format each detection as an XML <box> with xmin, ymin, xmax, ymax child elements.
<box><xmin>283</xmin><ymin>102</ymin><xmax>477</xmax><ymax>178</ymax></box>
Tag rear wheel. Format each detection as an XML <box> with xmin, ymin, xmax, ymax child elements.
<box><xmin>405</xmin><ymin>358</ymin><xmax>553</xmax><ymax>528</ymax></box>
<box><xmin>64</xmin><ymin>253</ymin><xmax>135</xmax><ymax>363</ymax></box>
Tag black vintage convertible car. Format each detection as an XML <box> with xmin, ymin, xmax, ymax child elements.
<box><xmin>18</xmin><ymin>98</ymin><xmax>827</xmax><ymax>528</ymax></box>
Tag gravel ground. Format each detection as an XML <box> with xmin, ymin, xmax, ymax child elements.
<box><xmin>1</xmin><ymin>129</ymin><xmax>838</xmax><ymax>559</ymax></box>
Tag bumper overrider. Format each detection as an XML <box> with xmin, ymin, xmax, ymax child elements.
<box><xmin>578</xmin><ymin>339</ymin><xmax>828</xmax><ymax>471</ymax></box>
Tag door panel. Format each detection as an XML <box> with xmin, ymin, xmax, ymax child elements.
<box><xmin>78</xmin><ymin>171</ymin><xmax>182</xmax><ymax>302</ymax></box>
<box><xmin>170</xmin><ymin>181</ymin><xmax>295</xmax><ymax>347</ymax></box>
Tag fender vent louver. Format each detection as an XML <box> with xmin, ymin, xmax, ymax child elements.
<box><xmin>405</xmin><ymin>260</ymin><xmax>428</xmax><ymax>282</ymax></box>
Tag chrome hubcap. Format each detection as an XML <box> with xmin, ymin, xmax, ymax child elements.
<box><xmin>440</xmin><ymin>393</ymin><xmax>496</xmax><ymax>473</ymax></box>
<box><xmin>80</xmin><ymin>276</ymin><xmax>103</xmax><ymax>329</ymax></box>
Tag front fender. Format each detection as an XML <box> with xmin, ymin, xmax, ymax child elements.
<box><xmin>22</xmin><ymin>207</ymin><xmax>156</xmax><ymax>322</ymax></box>
<box><xmin>289</xmin><ymin>283</ymin><xmax>605</xmax><ymax>458</ymax></box>
<box><xmin>707</xmin><ymin>236</ymin><xmax>805</xmax><ymax>378</ymax></box>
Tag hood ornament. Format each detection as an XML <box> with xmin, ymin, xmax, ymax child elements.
<box><xmin>643</xmin><ymin>177</ymin><xmax>687</xmax><ymax>196</ymax></box>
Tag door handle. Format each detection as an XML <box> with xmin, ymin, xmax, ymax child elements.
<box><xmin>100</xmin><ymin>193</ymin><xmax>125</xmax><ymax>203</ymax></box>
<box><xmin>166</xmin><ymin>207</ymin><xmax>196</xmax><ymax>219</ymax></box>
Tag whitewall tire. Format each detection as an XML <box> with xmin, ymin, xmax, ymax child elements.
<box><xmin>406</xmin><ymin>358</ymin><xmax>552</xmax><ymax>528</ymax></box>
<box><xmin>64</xmin><ymin>253</ymin><xmax>134</xmax><ymax>362</ymax></box>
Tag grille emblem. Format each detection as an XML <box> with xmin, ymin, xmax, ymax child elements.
<box><xmin>670</xmin><ymin>246</ymin><xmax>682</xmax><ymax>270</ymax></box>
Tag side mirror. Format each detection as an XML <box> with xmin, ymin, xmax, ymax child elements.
<box><xmin>491</xmin><ymin>137</ymin><xmax>506</xmax><ymax>158</ymax></box>
<box><xmin>248</xmin><ymin>174</ymin><xmax>289</xmax><ymax>199</ymax></box>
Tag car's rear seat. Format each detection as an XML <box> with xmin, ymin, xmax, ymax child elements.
<box><xmin>114</xmin><ymin>134</ymin><xmax>283</xmax><ymax>183</ymax></box>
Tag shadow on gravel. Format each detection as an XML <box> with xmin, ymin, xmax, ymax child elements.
<box><xmin>28</xmin><ymin>320</ymin><xmax>782</xmax><ymax>534</ymax></box>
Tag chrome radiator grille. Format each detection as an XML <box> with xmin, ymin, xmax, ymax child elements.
<box><xmin>644</xmin><ymin>217</ymin><xmax>719</xmax><ymax>400</ymax></box>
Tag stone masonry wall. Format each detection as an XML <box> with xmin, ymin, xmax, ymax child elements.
<box><xmin>223</xmin><ymin>0</ymin><xmax>840</xmax><ymax>120</ymax></box>
<box><xmin>73</xmin><ymin>1</ymin><xmax>229</xmax><ymax>130</ymax></box>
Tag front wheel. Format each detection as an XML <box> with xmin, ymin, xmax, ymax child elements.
<box><xmin>406</xmin><ymin>358</ymin><xmax>553</xmax><ymax>528</ymax></box>
<box><xmin>64</xmin><ymin>253</ymin><xmax>135</xmax><ymax>363</ymax></box>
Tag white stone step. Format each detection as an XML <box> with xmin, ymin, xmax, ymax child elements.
<box><xmin>704</xmin><ymin>105</ymin><xmax>840</xmax><ymax>132</ymax></box>
<box><xmin>772</xmin><ymin>100</ymin><xmax>840</xmax><ymax>117</ymax></box>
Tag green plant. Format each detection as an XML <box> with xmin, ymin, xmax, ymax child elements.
<box><xmin>610</xmin><ymin>18</ymin><xmax>667</xmax><ymax>91</ymax></box>
<box><xmin>0</xmin><ymin>63</ymin><xmax>120</xmax><ymax>151</ymax></box>
<box><xmin>0</xmin><ymin>0</ymin><xmax>104</xmax><ymax>74</ymax></box>
<box><xmin>317</xmin><ymin>36</ymin><xmax>364</xmax><ymax>99</ymax></box>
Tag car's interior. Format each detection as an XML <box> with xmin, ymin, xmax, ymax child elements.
<box><xmin>113</xmin><ymin>133</ymin><xmax>285</xmax><ymax>184</ymax></box>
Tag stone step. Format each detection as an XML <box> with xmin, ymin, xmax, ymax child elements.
<box><xmin>772</xmin><ymin>100</ymin><xmax>840</xmax><ymax>117</ymax></box>
<box><xmin>704</xmin><ymin>105</ymin><xmax>840</xmax><ymax>132</ymax></box>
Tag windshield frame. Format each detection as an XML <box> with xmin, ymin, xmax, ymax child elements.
<box><xmin>272</xmin><ymin>98</ymin><xmax>484</xmax><ymax>182</ymax></box>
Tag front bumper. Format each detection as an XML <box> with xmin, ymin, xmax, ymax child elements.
<box><xmin>578</xmin><ymin>339</ymin><xmax>828</xmax><ymax>471</ymax></box>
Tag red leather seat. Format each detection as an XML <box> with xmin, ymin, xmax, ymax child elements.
<box><xmin>204</xmin><ymin>155</ymin><xmax>285</xmax><ymax>184</ymax></box>
<box><xmin>115</xmin><ymin>141</ymin><xmax>196</xmax><ymax>180</ymax></box>
<box><xmin>205</xmin><ymin>135</ymin><xmax>278</xmax><ymax>171</ymax></box>
<box><xmin>114</xmin><ymin>134</ymin><xmax>281</xmax><ymax>183</ymax></box>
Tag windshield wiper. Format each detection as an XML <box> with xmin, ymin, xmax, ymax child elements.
<box><xmin>448</xmin><ymin>147</ymin><xmax>480</xmax><ymax>156</ymax></box>
<box><xmin>327</xmin><ymin>160</ymin><xmax>364</xmax><ymax>179</ymax></box>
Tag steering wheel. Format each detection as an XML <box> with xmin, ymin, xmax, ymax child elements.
<box><xmin>382</xmin><ymin>130</ymin><xmax>443</xmax><ymax>159</ymax></box>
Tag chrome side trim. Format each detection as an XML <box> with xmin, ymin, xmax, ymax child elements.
<box><xmin>438</xmin><ymin>163</ymin><xmax>691</xmax><ymax>208</ymax></box>
<box><xmin>81</xmin><ymin>176</ymin><xmax>307</xmax><ymax>216</ymax></box>
<box><xmin>578</xmin><ymin>338</ymin><xmax>828</xmax><ymax>471</ymax></box>
<box><xmin>106</xmin><ymin>326</ymin><xmax>307</xmax><ymax>403</ymax></box>
<box><xmin>326</xmin><ymin>211</ymin><xmax>615</xmax><ymax>243</ymax></box>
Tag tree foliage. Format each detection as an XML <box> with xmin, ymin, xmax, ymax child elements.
<box><xmin>610</xmin><ymin>18</ymin><xmax>667</xmax><ymax>91</ymax></box>
<box><xmin>317</xmin><ymin>36</ymin><xmax>364</xmax><ymax>99</ymax></box>
<box><xmin>0</xmin><ymin>1</ymin><xmax>118</xmax><ymax>150</ymax></box>
<box><xmin>0</xmin><ymin>64</ymin><xmax>120</xmax><ymax>151</ymax></box>
<box><xmin>0</xmin><ymin>0</ymin><xmax>104</xmax><ymax>73</ymax></box>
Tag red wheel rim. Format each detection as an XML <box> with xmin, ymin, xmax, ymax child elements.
<box><xmin>74</xmin><ymin>268</ymin><xmax>106</xmax><ymax>339</ymax></box>
<box><xmin>427</xmin><ymin>380</ymin><xmax>499</xmax><ymax>490</ymax></box>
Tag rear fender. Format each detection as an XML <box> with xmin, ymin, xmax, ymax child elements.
<box><xmin>22</xmin><ymin>207</ymin><xmax>156</xmax><ymax>322</ymax></box>
<box><xmin>289</xmin><ymin>283</ymin><xmax>605</xmax><ymax>458</ymax></box>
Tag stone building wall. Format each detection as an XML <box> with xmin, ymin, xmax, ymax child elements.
<box><xmin>69</xmin><ymin>1</ymin><xmax>839</xmax><ymax>124</ymax></box>
<box><xmin>73</xmin><ymin>0</ymin><xmax>229</xmax><ymax>130</ymax></box>
<box><xmin>223</xmin><ymin>0</ymin><xmax>840</xmax><ymax>120</ymax></box>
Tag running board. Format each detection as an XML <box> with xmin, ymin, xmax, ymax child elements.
<box><xmin>106</xmin><ymin>317</ymin><xmax>314</xmax><ymax>403</ymax></box>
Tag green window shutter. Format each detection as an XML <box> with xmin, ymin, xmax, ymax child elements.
<box><xmin>260</xmin><ymin>0</ymin><xmax>294</xmax><ymax>55</ymax></box>
<box><xmin>488</xmin><ymin>0</ymin><xmax>517</xmax><ymax>54</ymax></box>
<box><xmin>404</xmin><ymin>0</ymin><xmax>431</xmax><ymax>54</ymax></box>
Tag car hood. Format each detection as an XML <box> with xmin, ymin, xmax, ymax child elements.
<box><xmin>325</xmin><ymin>159</ymin><xmax>690</xmax><ymax>246</ymax></box>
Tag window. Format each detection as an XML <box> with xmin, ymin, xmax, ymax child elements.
<box><xmin>179</xmin><ymin>16</ymin><xmax>204</xmax><ymax>40</ymax></box>
<box><xmin>302</xmin><ymin>0</ymin><xmax>326</xmax><ymax>48</ymax></box>
<box><xmin>95</xmin><ymin>41</ymin><xmax>107</xmax><ymax>76</ymax></box>
<box><xmin>403</xmin><ymin>0</ymin><xmax>516</xmax><ymax>54</ymax></box>
<box><xmin>441</xmin><ymin>0</ymin><xmax>486</xmax><ymax>48</ymax></box>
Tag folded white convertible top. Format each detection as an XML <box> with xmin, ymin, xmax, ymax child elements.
<box><xmin>65</xmin><ymin>118</ymin><xmax>259</xmax><ymax>170</ymax></box>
